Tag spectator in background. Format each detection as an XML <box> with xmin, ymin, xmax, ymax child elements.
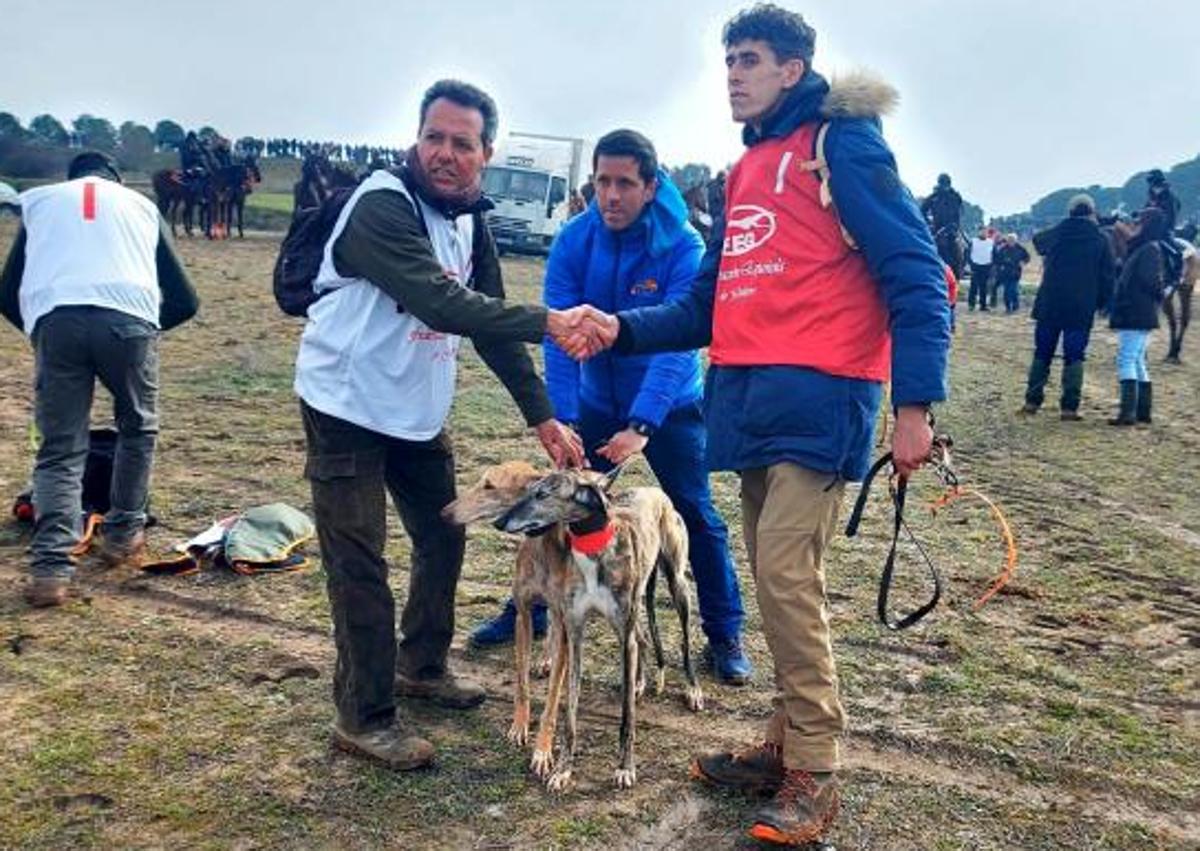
<box><xmin>992</xmin><ymin>233</ymin><xmax>1030</xmax><ymax>313</ymax></box>
<box><xmin>1020</xmin><ymin>193</ymin><xmax>1115</xmax><ymax>420</ymax></box>
<box><xmin>968</xmin><ymin>227</ymin><xmax>994</xmax><ymax>311</ymax></box>
<box><xmin>1146</xmin><ymin>169</ymin><xmax>1180</xmax><ymax>233</ymax></box>
<box><xmin>1108</xmin><ymin>207</ymin><xmax>1166</xmax><ymax>426</ymax></box>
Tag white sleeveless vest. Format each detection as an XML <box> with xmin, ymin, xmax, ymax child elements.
<box><xmin>18</xmin><ymin>177</ymin><xmax>161</xmax><ymax>335</ymax></box>
<box><xmin>293</xmin><ymin>170</ymin><xmax>475</xmax><ymax>440</ymax></box>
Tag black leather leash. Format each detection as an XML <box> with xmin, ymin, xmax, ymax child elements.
<box><xmin>845</xmin><ymin>450</ymin><xmax>943</xmax><ymax>630</ymax></box>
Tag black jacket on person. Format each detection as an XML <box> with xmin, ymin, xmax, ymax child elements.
<box><xmin>920</xmin><ymin>186</ymin><xmax>963</xmax><ymax>231</ymax></box>
<box><xmin>1109</xmin><ymin>241</ymin><xmax>1163</xmax><ymax>330</ymax></box>
<box><xmin>993</xmin><ymin>242</ymin><xmax>1030</xmax><ymax>281</ymax></box>
<box><xmin>1030</xmin><ymin>216</ymin><xmax>1115</xmax><ymax>330</ymax></box>
<box><xmin>1149</xmin><ymin>188</ymin><xmax>1181</xmax><ymax>232</ymax></box>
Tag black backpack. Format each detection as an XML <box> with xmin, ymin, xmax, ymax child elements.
<box><xmin>272</xmin><ymin>186</ymin><xmax>357</xmax><ymax>317</ymax></box>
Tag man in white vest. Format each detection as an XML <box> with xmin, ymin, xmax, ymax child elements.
<box><xmin>0</xmin><ymin>151</ymin><xmax>199</xmax><ymax>608</ymax></box>
<box><xmin>293</xmin><ymin>79</ymin><xmax>590</xmax><ymax>770</ymax></box>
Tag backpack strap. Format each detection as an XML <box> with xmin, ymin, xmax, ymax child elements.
<box><xmin>798</xmin><ymin>121</ymin><xmax>859</xmax><ymax>251</ymax></box>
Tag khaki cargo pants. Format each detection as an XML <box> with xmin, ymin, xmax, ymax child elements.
<box><xmin>741</xmin><ymin>463</ymin><xmax>847</xmax><ymax>772</ymax></box>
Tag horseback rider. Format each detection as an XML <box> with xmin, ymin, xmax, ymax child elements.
<box><xmin>921</xmin><ymin>173</ymin><xmax>963</xmax><ymax>233</ymax></box>
<box><xmin>179</xmin><ymin>132</ymin><xmax>207</xmax><ymax>176</ymax></box>
<box><xmin>1146</xmin><ymin>169</ymin><xmax>1181</xmax><ymax>233</ymax></box>
<box><xmin>212</xmin><ymin>136</ymin><xmax>233</xmax><ymax>171</ymax></box>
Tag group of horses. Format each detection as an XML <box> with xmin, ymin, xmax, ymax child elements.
<box><xmin>152</xmin><ymin>158</ymin><xmax>261</xmax><ymax>240</ymax></box>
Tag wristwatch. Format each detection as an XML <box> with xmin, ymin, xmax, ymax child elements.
<box><xmin>629</xmin><ymin>420</ymin><xmax>655</xmax><ymax>438</ymax></box>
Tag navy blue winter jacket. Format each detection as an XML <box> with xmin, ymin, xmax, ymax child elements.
<box><xmin>615</xmin><ymin>71</ymin><xmax>951</xmax><ymax>480</ymax></box>
<box><xmin>543</xmin><ymin>169</ymin><xmax>705</xmax><ymax>427</ymax></box>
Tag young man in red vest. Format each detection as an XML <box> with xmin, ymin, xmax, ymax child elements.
<box><xmin>561</xmin><ymin>5</ymin><xmax>951</xmax><ymax>845</ymax></box>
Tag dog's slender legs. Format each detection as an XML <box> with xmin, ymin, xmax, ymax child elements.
<box><xmin>531</xmin><ymin>617</ymin><xmax>568</xmax><ymax>779</ymax></box>
<box><xmin>645</xmin><ymin>562</ymin><xmax>667</xmax><ymax>695</ymax></box>
<box><xmin>614</xmin><ymin>616</ymin><xmax>639</xmax><ymax>788</ymax></box>
<box><xmin>509</xmin><ymin>593</ymin><xmax>534</xmax><ymax>746</ymax></box>
<box><xmin>547</xmin><ymin>622</ymin><xmax>585</xmax><ymax>792</ymax></box>
<box><xmin>663</xmin><ymin>532</ymin><xmax>704</xmax><ymax>712</ymax></box>
<box><xmin>536</xmin><ymin>615</ymin><xmax>558</xmax><ymax>679</ymax></box>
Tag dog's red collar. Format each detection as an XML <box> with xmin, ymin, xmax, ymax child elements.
<box><xmin>568</xmin><ymin>523</ymin><xmax>616</xmax><ymax>556</ymax></box>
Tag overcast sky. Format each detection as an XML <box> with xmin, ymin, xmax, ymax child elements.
<box><xmin>4</xmin><ymin>0</ymin><xmax>1198</xmax><ymax>215</ymax></box>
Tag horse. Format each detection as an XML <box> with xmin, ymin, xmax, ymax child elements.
<box><xmin>152</xmin><ymin>168</ymin><xmax>207</xmax><ymax>238</ymax></box>
<box><xmin>933</xmin><ymin>223</ymin><xmax>966</xmax><ymax>279</ymax></box>
<box><xmin>292</xmin><ymin>153</ymin><xmax>357</xmax><ymax>212</ymax></box>
<box><xmin>205</xmin><ymin>157</ymin><xmax>261</xmax><ymax>237</ymax></box>
<box><xmin>1105</xmin><ymin>220</ymin><xmax>1195</xmax><ymax>363</ymax></box>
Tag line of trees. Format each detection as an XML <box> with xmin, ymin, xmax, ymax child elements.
<box><xmin>0</xmin><ymin>109</ymin><xmax>403</xmax><ymax>179</ymax></box>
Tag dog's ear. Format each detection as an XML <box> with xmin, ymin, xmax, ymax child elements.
<box><xmin>572</xmin><ymin>483</ymin><xmax>606</xmax><ymax>512</ymax></box>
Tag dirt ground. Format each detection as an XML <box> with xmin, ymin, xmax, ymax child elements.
<box><xmin>0</xmin><ymin>221</ymin><xmax>1197</xmax><ymax>850</ymax></box>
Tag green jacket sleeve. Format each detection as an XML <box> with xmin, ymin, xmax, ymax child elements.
<box><xmin>468</xmin><ymin>224</ymin><xmax>554</xmax><ymax>426</ymax></box>
<box><xmin>332</xmin><ymin>189</ymin><xmax>549</xmax><ymax>342</ymax></box>
<box><xmin>0</xmin><ymin>226</ymin><xmax>26</xmax><ymax>332</ymax></box>
<box><xmin>156</xmin><ymin>218</ymin><xmax>200</xmax><ymax>331</ymax></box>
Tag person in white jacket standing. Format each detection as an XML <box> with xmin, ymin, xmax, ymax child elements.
<box><xmin>0</xmin><ymin>152</ymin><xmax>199</xmax><ymax>607</ymax></box>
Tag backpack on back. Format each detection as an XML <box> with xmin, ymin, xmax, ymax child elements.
<box><xmin>272</xmin><ymin>187</ymin><xmax>356</xmax><ymax>317</ymax></box>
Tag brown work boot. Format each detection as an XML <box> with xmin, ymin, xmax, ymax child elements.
<box><xmin>96</xmin><ymin>530</ymin><xmax>147</xmax><ymax>570</ymax></box>
<box><xmin>332</xmin><ymin>722</ymin><xmax>435</xmax><ymax>770</ymax></box>
<box><xmin>748</xmin><ymin>769</ymin><xmax>840</xmax><ymax>846</ymax></box>
<box><xmin>690</xmin><ymin>740</ymin><xmax>785</xmax><ymax>793</ymax></box>
<box><xmin>24</xmin><ymin>577</ymin><xmax>71</xmax><ymax>608</ymax></box>
<box><xmin>394</xmin><ymin>669</ymin><xmax>486</xmax><ymax>709</ymax></box>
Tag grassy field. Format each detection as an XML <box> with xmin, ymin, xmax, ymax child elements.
<box><xmin>0</xmin><ymin>221</ymin><xmax>1196</xmax><ymax>850</ymax></box>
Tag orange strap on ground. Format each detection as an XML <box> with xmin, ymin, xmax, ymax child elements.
<box><xmin>929</xmin><ymin>486</ymin><xmax>1018</xmax><ymax>611</ymax></box>
<box><xmin>69</xmin><ymin>513</ymin><xmax>104</xmax><ymax>558</ymax></box>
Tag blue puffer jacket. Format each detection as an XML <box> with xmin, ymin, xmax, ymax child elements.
<box><xmin>616</xmin><ymin>71</ymin><xmax>951</xmax><ymax>480</ymax></box>
<box><xmin>543</xmin><ymin>169</ymin><xmax>705</xmax><ymax>427</ymax></box>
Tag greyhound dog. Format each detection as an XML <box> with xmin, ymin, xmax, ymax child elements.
<box><xmin>490</xmin><ymin>466</ymin><xmax>704</xmax><ymax>791</ymax></box>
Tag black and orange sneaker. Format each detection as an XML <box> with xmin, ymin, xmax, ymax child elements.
<box><xmin>690</xmin><ymin>740</ymin><xmax>785</xmax><ymax>793</ymax></box>
<box><xmin>748</xmin><ymin>769</ymin><xmax>840</xmax><ymax>846</ymax></box>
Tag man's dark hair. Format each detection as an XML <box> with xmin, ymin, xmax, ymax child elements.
<box><xmin>592</xmin><ymin>129</ymin><xmax>658</xmax><ymax>183</ymax></box>
<box><xmin>67</xmin><ymin>151</ymin><xmax>121</xmax><ymax>183</ymax></box>
<box><xmin>419</xmin><ymin>79</ymin><xmax>498</xmax><ymax>147</ymax></box>
<box><xmin>723</xmin><ymin>3</ymin><xmax>816</xmax><ymax>64</ymax></box>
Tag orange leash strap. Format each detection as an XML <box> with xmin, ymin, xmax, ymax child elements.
<box><xmin>69</xmin><ymin>513</ymin><xmax>105</xmax><ymax>558</ymax></box>
<box><xmin>929</xmin><ymin>486</ymin><xmax>1018</xmax><ymax>611</ymax></box>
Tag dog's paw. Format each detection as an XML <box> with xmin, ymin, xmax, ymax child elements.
<box><xmin>530</xmin><ymin>748</ymin><xmax>554</xmax><ymax>778</ymax></box>
<box><xmin>507</xmin><ymin>721</ymin><xmax>529</xmax><ymax>747</ymax></box>
<box><xmin>613</xmin><ymin>767</ymin><xmax>637</xmax><ymax>789</ymax></box>
<box><xmin>686</xmin><ymin>685</ymin><xmax>705</xmax><ymax>712</ymax></box>
<box><xmin>546</xmin><ymin>768</ymin><xmax>573</xmax><ymax>793</ymax></box>
<box><xmin>534</xmin><ymin>656</ymin><xmax>552</xmax><ymax>679</ymax></box>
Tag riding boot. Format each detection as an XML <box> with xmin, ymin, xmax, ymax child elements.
<box><xmin>1136</xmin><ymin>382</ymin><xmax>1152</xmax><ymax>424</ymax></box>
<box><xmin>1023</xmin><ymin>358</ymin><xmax>1051</xmax><ymax>412</ymax></box>
<box><xmin>1108</xmin><ymin>380</ymin><xmax>1138</xmax><ymax>426</ymax></box>
<box><xmin>1060</xmin><ymin>361</ymin><xmax>1085</xmax><ymax>417</ymax></box>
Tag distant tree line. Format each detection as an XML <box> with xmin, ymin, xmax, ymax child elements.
<box><xmin>0</xmin><ymin>109</ymin><xmax>403</xmax><ymax>179</ymax></box>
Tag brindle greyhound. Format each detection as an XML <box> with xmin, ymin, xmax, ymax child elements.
<box><xmin>443</xmin><ymin>462</ymin><xmax>703</xmax><ymax>791</ymax></box>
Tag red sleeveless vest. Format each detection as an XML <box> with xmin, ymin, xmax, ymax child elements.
<box><xmin>709</xmin><ymin>124</ymin><xmax>891</xmax><ymax>381</ymax></box>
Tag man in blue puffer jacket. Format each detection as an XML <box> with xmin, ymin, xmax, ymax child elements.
<box><xmin>560</xmin><ymin>6</ymin><xmax>951</xmax><ymax>845</ymax></box>
<box><xmin>470</xmin><ymin>129</ymin><xmax>752</xmax><ymax>684</ymax></box>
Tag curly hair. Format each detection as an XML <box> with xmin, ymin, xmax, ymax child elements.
<box><xmin>723</xmin><ymin>3</ymin><xmax>816</xmax><ymax>64</ymax></box>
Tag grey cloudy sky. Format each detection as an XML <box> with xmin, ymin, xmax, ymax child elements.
<box><xmin>4</xmin><ymin>0</ymin><xmax>1198</xmax><ymax>215</ymax></box>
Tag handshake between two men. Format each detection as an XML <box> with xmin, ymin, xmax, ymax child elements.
<box><xmin>545</xmin><ymin>306</ymin><xmax>620</xmax><ymax>361</ymax></box>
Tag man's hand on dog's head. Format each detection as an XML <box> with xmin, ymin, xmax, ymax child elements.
<box><xmin>534</xmin><ymin>418</ymin><xmax>586</xmax><ymax>469</ymax></box>
<box><xmin>596</xmin><ymin>428</ymin><xmax>647</xmax><ymax>465</ymax></box>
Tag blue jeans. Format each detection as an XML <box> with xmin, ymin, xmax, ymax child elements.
<box><xmin>579</xmin><ymin>400</ymin><xmax>745</xmax><ymax>642</ymax></box>
<box><xmin>1115</xmin><ymin>330</ymin><xmax>1151</xmax><ymax>382</ymax></box>
<box><xmin>1034</xmin><ymin>322</ymin><xmax>1091</xmax><ymax>364</ymax></box>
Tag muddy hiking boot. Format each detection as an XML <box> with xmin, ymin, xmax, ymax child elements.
<box><xmin>394</xmin><ymin>669</ymin><xmax>486</xmax><ymax>709</ymax></box>
<box><xmin>749</xmin><ymin>769</ymin><xmax>841</xmax><ymax>847</ymax></box>
<box><xmin>24</xmin><ymin>577</ymin><xmax>71</xmax><ymax>608</ymax></box>
<box><xmin>332</xmin><ymin>723</ymin><xmax>434</xmax><ymax>771</ymax></box>
<box><xmin>704</xmin><ymin>636</ymin><xmax>754</xmax><ymax>685</ymax></box>
<box><xmin>96</xmin><ymin>529</ymin><xmax>147</xmax><ymax>571</ymax></box>
<box><xmin>690</xmin><ymin>740</ymin><xmax>785</xmax><ymax>793</ymax></box>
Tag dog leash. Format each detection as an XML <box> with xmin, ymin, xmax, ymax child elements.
<box><xmin>845</xmin><ymin>449</ymin><xmax>943</xmax><ymax>630</ymax></box>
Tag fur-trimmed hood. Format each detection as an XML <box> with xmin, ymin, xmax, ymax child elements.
<box><xmin>743</xmin><ymin>69</ymin><xmax>898</xmax><ymax>146</ymax></box>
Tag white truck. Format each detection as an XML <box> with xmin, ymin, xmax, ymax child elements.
<box><xmin>482</xmin><ymin>132</ymin><xmax>592</xmax><ymax>255</ymax></box>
